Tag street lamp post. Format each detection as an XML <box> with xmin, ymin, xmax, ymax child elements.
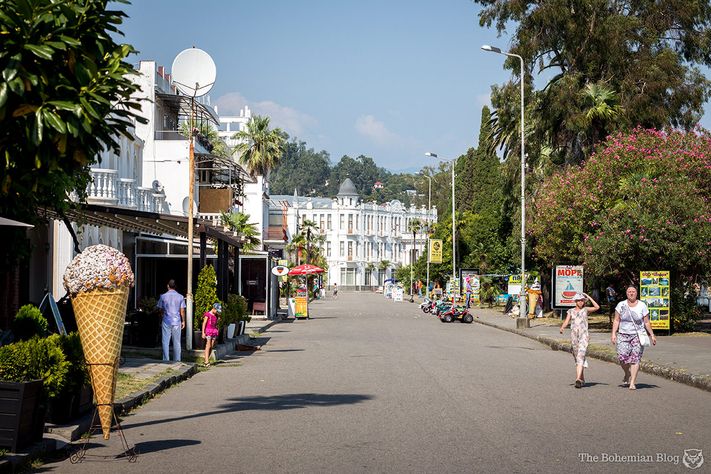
<box><xmin>481</xmin><ymin>44</ymin><xmax>528</xmax><ymax>328</ymax></box>
<box><xmin>420</xmin><ymin>173</ymin><xmax>432</xmax><ymax>297</ymax></box>
<box><xmin>425</xmin><ymin>152</ymin><xmax>456</xmax><ymax>299</ymax></box>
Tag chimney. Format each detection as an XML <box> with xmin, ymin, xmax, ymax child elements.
<box><xmin>157</xmin><ymin>65</ymin><xmax>164</xmax><ymax>77</ymax></box>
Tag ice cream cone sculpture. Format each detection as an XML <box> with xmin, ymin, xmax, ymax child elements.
<box><xmin>64</xmin><ymin>245</ymin><xmax>134</xmax><ymax>440</ymax></box>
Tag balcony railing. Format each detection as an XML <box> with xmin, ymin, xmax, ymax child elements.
<box><xmin>87</xmin><ymin>168</ymin><xmax>165</xmax><ymax>213</ymax></box>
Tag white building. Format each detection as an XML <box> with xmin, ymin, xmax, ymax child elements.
<box><xmin>268</xmin><ymin>178</ymin><xmax>437</xmax><ymax>289</ymax></box>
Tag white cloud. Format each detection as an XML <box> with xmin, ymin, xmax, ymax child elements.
<box><xmin>215</xmin><ymin>92</ymin><xmax>318</xmax><ymax>137</ymax></box>
<box><xmin>354</xmin><ymin>114</ymin><xmax>402</xmax><ymax>146</ymax></box>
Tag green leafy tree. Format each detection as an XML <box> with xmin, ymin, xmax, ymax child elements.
<box><xmin>194</xmin><ymin>264</ymin><xmax>220</xmax><ymax>331</ymax></box>
<box><xmin>0</xmin><ymin>0</ymin><xmax>145</xmax><ymax>259</ymax></box>
<box><xmin>530</xmin><ymin>128</ymin><xmax>711</xmax><ymax>330</ymax></box>
<box><xmin>269</xmin><ymin>138</ymin><xmax>331</xmax><ymax>196</ymax></box>
<box><xmin>233</xmin><ymin>115</ymin><xmax>286</xmax><ymax>177</ymax></box>
<box><xmin>475</xmin><ymin>0</ymin><xmax>711</xmax><ymax>165</ymax></box>
<box><xmin>327</xmin><ymin>155</ymin><xmax>389</xmax><ymax>198</ymax></box>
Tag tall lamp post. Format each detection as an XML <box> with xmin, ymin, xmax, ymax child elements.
<box><xmin>425</xmin><ymin>152</ymin><xmax>456</xmax><ymax>299</ymax></box>
<box><xmin>420</xmin><ymin>172</ymin><xmax>432</xmax><ymax>297</ymax></box>
<box><xmin>481</xmin><ymin>44</ymin><xmax>528</xmax><ymax>328</ymax></box>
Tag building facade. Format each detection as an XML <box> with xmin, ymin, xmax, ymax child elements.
<box><xmin>269</xmin><ymin>179</ymin><xmax>437</xmax><ymax>290</ymax></box>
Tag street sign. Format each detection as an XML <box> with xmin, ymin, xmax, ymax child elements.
<box><xmin>271</xmin><ymin>265</ymin><xmax>289</xmax><ymax>276</ymax></box>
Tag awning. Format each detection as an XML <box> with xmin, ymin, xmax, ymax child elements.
<box><xmin>41</xmin><ymin>204</ymin><xmax>242</xmax><ymax>247</ymax></box>
<box><xmin>156</xmin><ymin>92</ymin><xmax>219</xmax><ymax>125</ymax></box>
<box><xmin>0</xmin><ymin>217</ymin><xmax>34</xmax><ymax>228</ymax></box>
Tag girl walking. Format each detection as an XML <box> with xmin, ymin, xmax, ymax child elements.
<box><xmin>560</xmin><ymin>293</ymin><xmax>599</xmax><ymax>388</ymax></box>
<box><xmin>202</xmin><ymin>302</ymin><xmax>221</xmax><ymax>366</ymax></box>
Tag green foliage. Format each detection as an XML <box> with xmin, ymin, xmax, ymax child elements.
<box><xmin>233</xmin><ymin>115</ymin><xmax>286</xmax><ymax>177</ymax></box>
<box><xmin>0</xmin><ymin>0</ymin><xmax>145</xmax><ymax>263</ymax></box>
<box><xmin>194</xmin><ymin>265</ymin><xmax>220</xmax><ymax>331</ymax></box>
<box><xmin>269</xmin><ymin>139</ymin><xmax>331</xmax><ymax>196</ymax></box>
<box><xmin>221</xmin><ymin>293</ymin><xmax>249</xmax><ymax>328</ymax></box>
<box><xmin>479</xmin><ymin>277</ymin><xmax>501</xmax><ymax>307</ymax></box>
<box><xmin>476</xmin><ymin>0</ymin><xmax>711</xmax><ymax>165</ymax></box>
<box><xmin>56</xmin><ymin>332</ymin><xmax>88</xmax><ymax>395</ymax></box>
<box><xmin>11</xmin><ymin>304</ymin><xmax>48</xmax><ymax>341</ymax></box>
<box><xmin>0</xmin><ymin>334</ymin><xmax>69</xmax><ymax>398</ymax></box>
<box><xmin>221</xmin><ymin>211</ymin><xmax>261</xmax><ymax>252</ymax></box>
<box><xmin>530</xmin><ymin>128</ymin><xmax>710</xmax><ymax>330</ymax></box>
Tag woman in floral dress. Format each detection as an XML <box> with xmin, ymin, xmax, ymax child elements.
<box><xmin>560</xmin><ymin>293</ymin><xmax>599</xmax><ymax>388</ymax></box>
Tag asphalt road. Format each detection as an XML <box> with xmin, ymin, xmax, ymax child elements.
<box><xmin>43</xmin><ymin>293</ymin><xmax>711</xmax><ymax>473</ymax></box>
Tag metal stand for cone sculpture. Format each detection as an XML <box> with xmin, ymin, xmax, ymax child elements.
<box><xmin>69</xmin><ymin>360</ymin><xmax>137</xmax><ymax>463</ymax></box>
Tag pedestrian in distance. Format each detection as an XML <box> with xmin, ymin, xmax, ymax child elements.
<box><xmin>606</xmin><ymin>283</ymin><xmax>617</xmax><ymax>323</ymax></box>
<box><xmin>332</xmin><ymin>283</ymin><xmax>338</xmax><ymax>299</ymax></box>
<box><xmin>156</xmin><ymin>279</ymin><xmax>186</xmax><ymax>362</ymax></box>
<box><xmin>202</xmin><ymin>302</ymin><xmax>221</xmax><ymax>366</ymax></box>
<box><xmin>611</xmin><ymin>285</ymin><xmax>657</xmax><ymax>390</ymax></box>
<box><xmin>560</xmin><ymin>293</ymin><xmax>599</xmax><ymax>388</ymax></box>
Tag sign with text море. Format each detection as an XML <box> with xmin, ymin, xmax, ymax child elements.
<box><xmin>553</xmin><ymin>265</ymin><xmax>584</xmax><ymax>307</ymax></box>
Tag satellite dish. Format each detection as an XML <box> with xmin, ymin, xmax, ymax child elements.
<box><xmin>171</xmin><ymin>48</ymin><xmax>216</xmax><ymax>97</ymax></box>
<box><xmin>151</xmin><ymin>180</ymin><xmax>164</xmax><ymax>193</ymax></box>
<box><xmin>182</xmin><ymin>196</ymin><xmax>198</xmax><ymax>215</ymax></box>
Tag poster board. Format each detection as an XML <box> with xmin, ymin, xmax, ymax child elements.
<box><xmin>508</xmin><ymin>274</ymin><xmax>522</xmax><ymax>298</ymax></box>
<box><xmin>460</xmin><ymin>269</ymin><xmax>480</xmax><ymax>305</ymax></box>
<box><xmin>295</xmin><ymin>287</ymin><xmax>308</xmax><ymax>318</ymax></box>
<box><xmin>552</xmin><ymin>265</ymin><xmax>584</xmax><ymax>308</ymax></box>
<box><xmin>393</xmin><ymin>287</ymin><xmax>404</xmax><ymax>302</ymax></box>
<box><xmin>429</xmin><ymin>239</ymin><xmax>442</xmax><ymax>264</ymax></box>
<box><xmin>640</xmin><ymin>271</ymin><xmax>670</xmax><ymax>330</ymax></box>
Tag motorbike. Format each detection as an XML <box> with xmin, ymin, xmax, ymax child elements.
<box><xmin>419</xmin><ymin>298</ymin><xmax>434</xmax><ymax>313</ymax></box>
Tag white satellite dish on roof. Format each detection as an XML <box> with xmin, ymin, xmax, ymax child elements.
<box><xmin>171</xmin><ymin>48</ymin><xmax>216</xmax><ymax>97</ymax></box>
<box><xmin>182</xmin><ymin>196</ymin><xmax>197</xmax><ymax>215</ymax></box>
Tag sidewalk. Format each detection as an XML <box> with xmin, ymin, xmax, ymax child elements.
<box><xmin>469</xmin><ymin>306</ymin><xmax>711</xmax><ymax>392</ymax></box>
<box><xmin>0</xmin><ymin>318</ymin><xmax>280</xmax><ymax>472</ymax></box>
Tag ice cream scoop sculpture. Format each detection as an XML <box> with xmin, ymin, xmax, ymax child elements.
<box><xmin>63</xmin><ymin>244</ymin><xmax>134</xmax><ymax>439</ymax></box>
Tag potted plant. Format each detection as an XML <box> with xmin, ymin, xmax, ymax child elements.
<box><xmin>194</xmin><ymin>264</ymin><xmax>220</xmax><ymax>350</ymax></box>
<box><xmin>47</xmin><ymin>333</ymin><xmax>91</xmax><ymax>423</ymax></box>
<box><xmin>0</xmin><ymin>334</ymin><xmax>69</xmax><ymax>452</ymax></box>
<box><xmin>222</xmin><ymin>294</ymin><xmax>248</xmax><ymax>339</ymax></box>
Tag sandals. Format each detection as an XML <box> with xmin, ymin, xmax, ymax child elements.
<box><xmin>622</xmin><ymin>377</ymin><xmax>630</xmax><ymax>386</ymax></box>
<box><xmin>575</xmin><ymin>379</ymin><xmax>583</xmax><ymax>389</ymax></box>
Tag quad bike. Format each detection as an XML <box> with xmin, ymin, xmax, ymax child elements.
<box><xmin>438</xmin><ymin>304</ymin><xmax>474</xmax><ymax>323</ymax></box>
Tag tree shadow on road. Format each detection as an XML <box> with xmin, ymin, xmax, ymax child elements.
<box><xmin>134</xmin><ymin>438</ymin><xmax>201</xmax><ymax>454</ymax></box>
<box><xmin>123</xmin><ymin>393</ymin><xmax>373</xmax><ymax>430</ymax></box>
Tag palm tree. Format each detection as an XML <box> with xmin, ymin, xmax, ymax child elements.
<box><xmin>365</xmin><ymin>262</ymin><xmax>376</xmax><ymax>287</ymax></box>
<box><xmin>378</xmin><ymin>259</ymin><xmax>391</xmax><ymax>286</ymax></box>
<box><xmin>232</xmin><ymin>115</ymin><xmax>286</xmax><ymax>178</ymax></box>
<box><xmin>220</xmin><ymin>212</ymin><xmax>261</xmax><ymax>252</ymax></box>
<box><xmin>581</xmin><ymin>83</ymin><xmax>624</xmax><ymax>151</ymax></box>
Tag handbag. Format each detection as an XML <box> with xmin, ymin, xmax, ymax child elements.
<box><xmin>628</xmin><ymin>305</ymin><xmax>651</xmax><ymax>347</ymax></box>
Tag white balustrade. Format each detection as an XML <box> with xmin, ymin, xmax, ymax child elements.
<box><xmin>87</xmin><ymin>168</ymin><xmax>118</xmax><ymax>204</ymax></box>
<box><xmin>117</xmin><ymin>178</ymin><xmax>137</xmax><ymax>208</ymax></box>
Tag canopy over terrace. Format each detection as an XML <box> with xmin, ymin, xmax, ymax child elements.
<box><xmin>41</xmin><ymin>204</ymin><xmax>243</xmax><ymax>302</ymax></box>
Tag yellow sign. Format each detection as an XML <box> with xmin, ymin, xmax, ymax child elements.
<box><xmin>295</xmin><ymin>296</ymin><xmax>308</xmax><ymax>318</ymax></box>
<box><xmin>429</xmin><ymin>239</ymin><xmax>443</xmax><ymax>264</ymax></box>
<box><xmin>640</xmin><ymin>271</ymin><xmax>670</xmax><ymax>330</ymax></box>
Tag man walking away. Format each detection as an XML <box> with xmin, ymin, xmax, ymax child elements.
<box><xmin>606</xmin><ymin>283</ymin><xmax>617</xmax><ymax>325</ymax></box>
<box><xmin>157</xmin><ymin>279</ymin><xmax>186</xmax><ymax>361</ymax></box>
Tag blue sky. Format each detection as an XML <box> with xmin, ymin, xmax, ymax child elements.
<box><xmin>120</xmin><ymin>0</ymin><xmax>710</xmax><ymax>172</ymax></box>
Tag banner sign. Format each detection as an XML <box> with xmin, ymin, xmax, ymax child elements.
<box><xmin>429</xmin><ymin>239</ymin><xmax>443</xmax><ymax>264</ymax></box>
<box><xmin>553</xmin><ymin>265</ymin><xmax>584</xmax><ymax>307</ymax></box>
<box><xmin>508</xmin><ymin>274</ymin><xmax>522</xmax><ymax>297</ymax></box>
<box><xmin>271</xmin><ymin>265</ymin><xmax>289</xmax><ymax>276</ymax></box>
<box><xmin>295</xmin><ymin>296</ymin><xmax>308</xmax><ymax>318</ymax></box>
<box><xmin>640</xmin><ymin>271</ymin><xmax>670</xmax><ymax>330</ymax></box>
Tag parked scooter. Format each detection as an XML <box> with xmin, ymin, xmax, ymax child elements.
<box><xmin>419</xmin><ymin>298</ymin><xmax>434</xmax><ymax>313</ymax></box>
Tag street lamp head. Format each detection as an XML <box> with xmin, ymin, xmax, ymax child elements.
<box><xmin>481</xmin><ymin>44</ymin><xmax>502</xmax><ymax>54</ymax></box>
<box><xmin>425</xmin><ymin>152</ymin><xmax>438</xmax><ymax>158</ymax></box>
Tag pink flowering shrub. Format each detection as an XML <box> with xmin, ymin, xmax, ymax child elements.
<box><xmin>530</xmin><ymin>128</ymin><xmax>710</xmax><ymax>328</ymax></box>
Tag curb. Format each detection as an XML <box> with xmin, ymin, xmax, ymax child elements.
<box><xmin>472</xmin><ymin>317</ymin><xmax>711</xmax><ymax>393</ymax></box>
<box><xmin>114</xmin><ymin>362</ymin><xmax>198</xmax><ymax>415</ymax></box>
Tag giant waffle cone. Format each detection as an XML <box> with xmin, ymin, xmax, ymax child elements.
<box><xmin>72</xmin><ymin>287</ymin><xmax>129</xmax><ymax>440</ymax></box>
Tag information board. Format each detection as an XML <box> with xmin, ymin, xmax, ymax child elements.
<box><xmin>640</xmin><ymin>270</ymin><xmax>670</xmax><ymax>330</ymax></box>
<box><xmin>552</xmin><ymin>265</ymin><xmax>584</xmax><ymax>307</ymax></box>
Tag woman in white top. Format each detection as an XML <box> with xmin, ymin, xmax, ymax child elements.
<box><xmin>611</xmin><ymin>285</ymin><xmax>657</xmax><ymax>390</ymax></box>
